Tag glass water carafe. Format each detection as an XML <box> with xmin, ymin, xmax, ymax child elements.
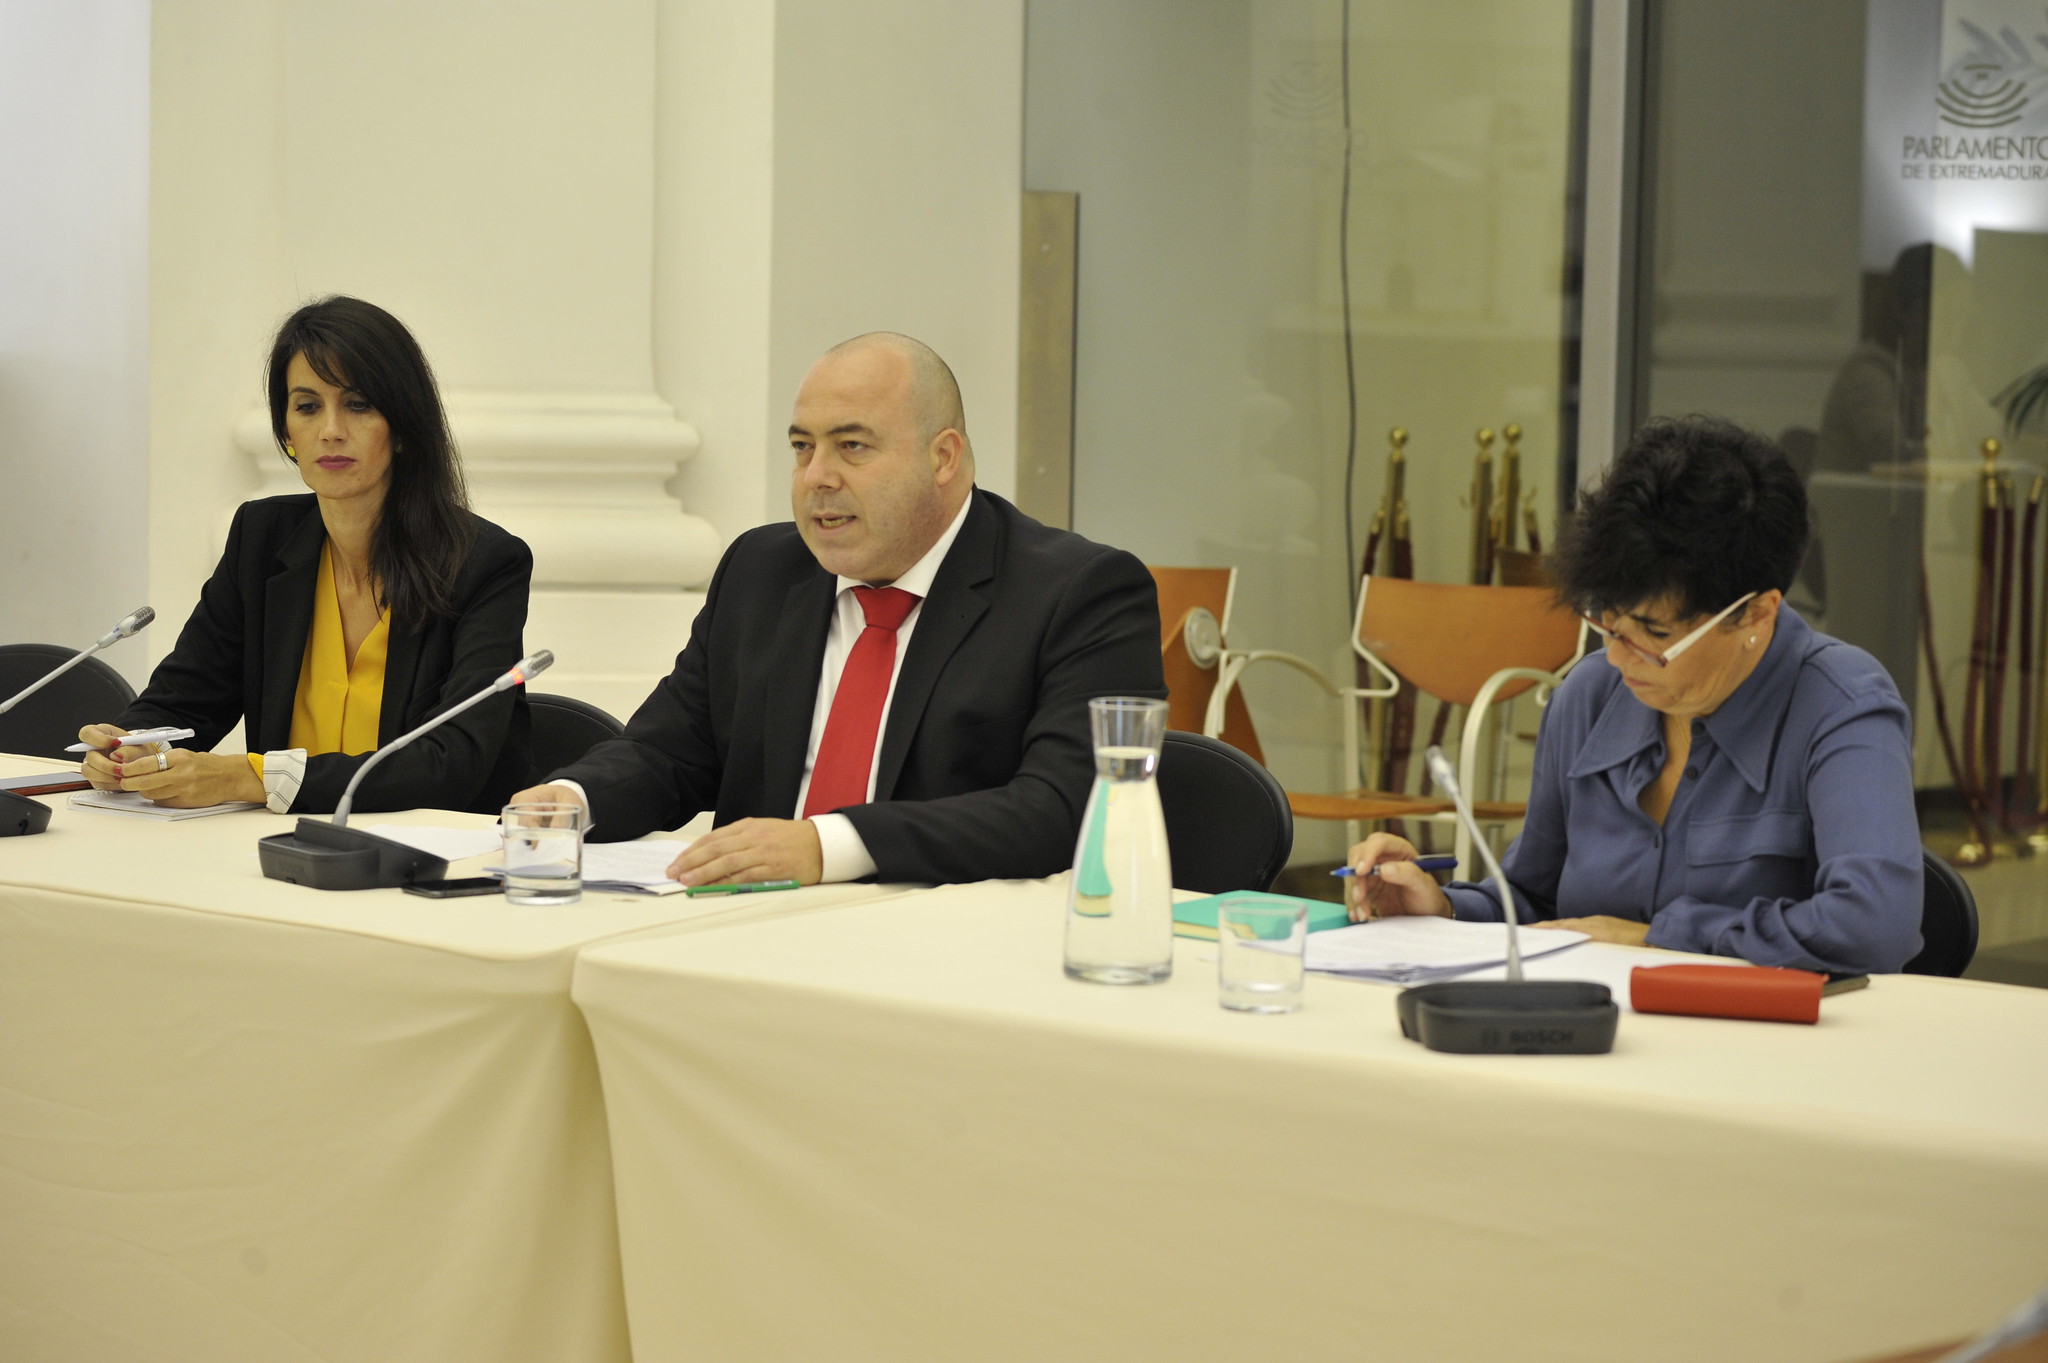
<box><xmin>1064</xmin><ymin>696</ymin><xmax>1174</xmax><ymax>984</ymax></box>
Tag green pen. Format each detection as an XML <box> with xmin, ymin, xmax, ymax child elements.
<box><xmin>683</xmin><ymin>879</ymin><xmax>802</xmax><ymax>897</ymax></box>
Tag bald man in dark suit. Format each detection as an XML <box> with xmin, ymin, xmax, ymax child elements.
<box><xmin>512</xmin><ymin>333</ymin><xmax>1164</xmax><ymax>886</ymax></box>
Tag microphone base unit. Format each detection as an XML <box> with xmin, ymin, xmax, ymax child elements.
<box><xmin>0</xmin><ymin>790</ymin><xmax>52</xmax><ymax>838</ymax></box>
<box><xmin>258</xmin><ymin>818</ymin><xmax>448</xmax><ymax>891</ymax></box>
<box><xmin>1397</xmin><ymin>980</ymin><xmax>1618</xmax><ymax>1055</ymax></box>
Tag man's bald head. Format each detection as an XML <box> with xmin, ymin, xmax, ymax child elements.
<box><xmin>788</xmin><ymin>332</ymin><xmax>974</xmax><ymax>584</ymax></box>
<box><xmin>826</xmin><ymin>332</ymin><xmax>970</xmax><ymax>459</ymax></box>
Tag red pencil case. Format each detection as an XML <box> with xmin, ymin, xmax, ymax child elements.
<box><xmin>1629</xmin><ymin>964</ymin><xmax>1825</xmax><ymax>1024</ymax></box>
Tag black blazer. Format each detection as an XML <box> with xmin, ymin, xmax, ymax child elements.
<box><xmin>555</xmin><ymin>489</ymin><xmax>1166</xmax><ymax>883</ymax></box>
<box><xmin>118</xmin><ymin>495</ymin><xmax>533</xmax><ymax>815</ymax></box>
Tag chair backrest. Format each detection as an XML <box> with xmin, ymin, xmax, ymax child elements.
<box><xmin>1148</xmin><ymin>565</ymin><xmax>1236</xmax><ymax>641</ymax></box>
<box><xmin>0</xmin><ymin>644</ymin><xmax>139</xmax><ymax>760</ymax></box>
<box><xmin>1493</xmin><ymin>547</ymin><xmax>1550</xmax><ymax>588</ymax></box>
<box><xmin>1906</xmin><ymin>848</ymin><xmax>1979</xmax><ymax>977</ymax></box>
<box><xmin>526</xmin><ymin>692</ymin><xmax>626</xmax><ymax>782</ymax></box>
<box><xmin>1147</xmin><ymin>565</ymin><xmax>1264</xmax><ymax>764</ymax></box>
<box><xmin>1155</xmin><ymin>730</ymin><xmax>1293</xmax><ymax>894</ymax></box>
<box><xmin>1354</xmin><ymin>576</ymin><xmax>1583</xmax><ymax>707</ymax></box>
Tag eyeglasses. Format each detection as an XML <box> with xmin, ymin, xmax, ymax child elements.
<box><xmin>1580</xmin><ymin>592</ymin><xmax>1758</xmax><ymax>668</ymax></box>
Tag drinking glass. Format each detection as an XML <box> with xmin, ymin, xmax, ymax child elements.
<box><xmin>1217</xmin><ymin>893</ymin><xmax>1306</xmax><ymax>1013</ymax></box>
<box><xmin>501</xmin><ymin>802</ymin><xmax>584</xmax><ymax>906</ymax></box>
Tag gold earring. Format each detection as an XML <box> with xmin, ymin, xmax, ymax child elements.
<box><xmin>284</xmin><ymin>443</ymin><xmax>297</xmax><ymax>459</ymax></box>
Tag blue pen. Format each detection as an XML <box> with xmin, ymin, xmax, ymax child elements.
<box><xmin>1333</xmin><ymin>855</ymin><xmax>1457</xmax><ymax>878</ymax></box>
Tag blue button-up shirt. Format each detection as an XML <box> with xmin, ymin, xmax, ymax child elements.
<box><xmin>1445</xmin><ymin>606</ymin><xmax>1923</xmax><ymax>974</ymax></box>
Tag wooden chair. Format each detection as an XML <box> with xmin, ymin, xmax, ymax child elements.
<box><xmin>1204</xmin><ymin>575</ymin><xmax>1586</xmax><ymax>874</ymax></box>
<box><xmin>1147</xmin><ymin>565</ymin><xmax>1262</xmax><ymax>763</ymax></box>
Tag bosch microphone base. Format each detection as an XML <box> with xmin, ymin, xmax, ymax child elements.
<box><xmin>258</xmin><ymin>818</ymin><xmax>447</xmax><ymax>891</ymax></box>
<box><xmin>1398</xmin><ymin>980</ymin><xmax>1618</xmax><ymax>1055</ymax></box>
<box><xmin>0</xmin><ymin>790</ymin><xmax>52</xmax><ymax>838</ymax></box>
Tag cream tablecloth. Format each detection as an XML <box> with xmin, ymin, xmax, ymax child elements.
<box><xmin>572</xmin><ymin>877</ymin><xmax>2048</xmax><ymax>1363</ymax></box>
<box><xmin>0</xmin><ymin>753</ymin><xmax>899</xmax><ymax>1363</ymax></box>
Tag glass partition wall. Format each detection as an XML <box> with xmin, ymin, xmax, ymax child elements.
<box><xmin>1024</xmin><ymin>0</ymin><xmax>1586</xmax><ymax>866</ymax></box>
<box><xmin>1637</xmin><ymin>0</ymin><xmax>2048</xmax><ymax>882</ymax></box>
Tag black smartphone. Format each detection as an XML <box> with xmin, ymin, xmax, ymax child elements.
<box><xmin>403</xmin><ymin>877</ymin><xmax>503</xmax><ymax>899</ymax></box>
<box><xmin>1822</xmin><ymin>973</ymin><xmax>1870</xmax><ymax>995</ymax></box>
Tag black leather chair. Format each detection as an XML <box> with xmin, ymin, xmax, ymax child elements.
<box><xmin>0</xmin><ymin>644</ymin><xmax>139</xmax><ymax>760</ymax></box>
<box><xmin>1905</xmin><ymin>848</ymin><xmax>1979</xmax><ymax>977</ymax></box>
<box><xmin>526</xmin><ymin>692</ymin><xmax>625</xmax><ymax>782</ymax></box>
<box><xmin>1156</xmin><ymin>730</ymin><xmax>1293</xmax><ymax>894</ymax></box>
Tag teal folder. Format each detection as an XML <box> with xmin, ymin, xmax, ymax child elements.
<box><xmin>1172</xmin><ymin>892</ymin><xmax>1351</xmax><ymax>941</ymax></box>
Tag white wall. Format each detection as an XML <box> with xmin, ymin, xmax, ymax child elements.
<box><xmin>765</xmin><ymin>0</ymin><xmax>1023</xmax><ymax>510</ymax></box>
<box><xmin>0</xmin><ymin>0</ymin><xmax>152</xmax><ymax>685</ymax></box>
<box><xmin>659</xmin><ymin>0</ymin><xmax>1025</xmax><ymax>545</ymax></box>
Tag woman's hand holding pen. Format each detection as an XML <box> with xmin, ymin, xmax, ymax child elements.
<box><xmin>75</xmin><ymin>724</ymin><xmax>264</xmax><ymax>807</ymax></box>
<box><xmin>1343</xmin><ymin>832</ymin><xmax>1456</xmax><ymax>923</ymax></box>
<box><xmin>77</xmin><ymin>725</ymin><xmax>139</xmax><ymax>790</ymax></box>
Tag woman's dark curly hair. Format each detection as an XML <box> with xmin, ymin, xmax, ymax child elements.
<box><xmin>266</xmin><ymin>295</ymin><xmax>473</xmax><ymax>623</ymax></box>
<box><xmin>1551</xmin><ymin>415</ymin><xmax>1809</xmax><ymax>621</ymax></box>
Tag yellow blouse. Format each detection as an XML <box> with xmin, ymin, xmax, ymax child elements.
<box><xmin>247</xmin><ymin>544</ymin><xmax>391</xmax><ymax>777</ymax></box>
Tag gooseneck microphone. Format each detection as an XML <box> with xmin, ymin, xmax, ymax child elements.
<box><xmin>0</xmin><ymin>606</ymin><xmax>156</xmax><ymax>715</ymax></box>
<box><xmin>332</xmin><ymin>650</ymin><xmax>553</xmax><ymax>826</ymax></box>
<box><xmin>258</xmin><ymin>650</ymin><xmax>553</xmax><ymax>890</ymax></box>
<box><xmin>1392</xmin><ymin>745</ymin><xmax>1619</xmax><ymax>1055</ymax></box>
<box><xmin>1424</xmin><ymin>746</ymin><xmax>1525</xmax><ymax>983</ymax></box>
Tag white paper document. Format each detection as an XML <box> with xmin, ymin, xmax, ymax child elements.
<box><xmin>67</xmin><ymin>789</ymin><xmax>262</xmax><ymax>821</ymax></box>
<box><xmin>1304</xmin><ymin>917</ymin><xmax>1589</xmax><ymax>983</ymax></box>
<box><xmin>1455</xmin><ymin>941</ymin><xmax>1748</xmax><ymax>1011</ymax></box>
<box><xmin>483</xmin><ymin>839</ymin><xmax>694</xmax><ymax>895</ymax></box>
<box><xmin>363</xmin><ymin>825</ymin><xmax>505</xmax><ymax>862</ymax></box>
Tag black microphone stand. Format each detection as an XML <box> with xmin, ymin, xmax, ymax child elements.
<box><xmin>257</xmin><ymin>651</ymin><xmax>552</xmax><ymax>890</ymax></box>
<box><xmin>1</xmin><ymin>607</ymin><xmax>155</xmax><ymax>839</ymax></box>
<box><xmin>1394</xmin><ymin>746</ymin><xmax>1619</xmax><ymax>1054</ymax></box>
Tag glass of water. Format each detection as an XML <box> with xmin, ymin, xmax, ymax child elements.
<box><xmin>501</xmin><ymin>801</ymin><xmax>584</xmax><ymax>906</ymax></box>
<box><xmin>1216</xmin><ymin>894</ymin><xmax>1306</xmax><ymax>1013</ymax></box>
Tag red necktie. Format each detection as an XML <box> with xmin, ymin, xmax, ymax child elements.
<box><xmin>802</xmin><ymin>586</ymin><xmax>920</xmax><ymax>817</ymax></box>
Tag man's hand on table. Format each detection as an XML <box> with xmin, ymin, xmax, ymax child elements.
<box><xmin>667</xmin><ymin>818</ymin><xmax>823</xmax><ymax>887</ymax></box>
<box><xmin>1534</xmin><ymin>915</ymin><xmax>1651</xmax><ymax>947</ymax></box>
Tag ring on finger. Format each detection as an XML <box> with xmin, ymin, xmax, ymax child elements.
<box><xmin>156</xmin><ymin>750</ymin><xmax>170</xmax><ymax>772</ymax></box>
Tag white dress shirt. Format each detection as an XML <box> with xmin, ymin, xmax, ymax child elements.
<box><xmin>800</xmin><ymin>494</ymin><xmax>974</xmax><ymax>882</ymax></box>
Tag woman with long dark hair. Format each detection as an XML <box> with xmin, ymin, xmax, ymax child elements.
<box><xmin>78</xmin><ymin>296</ymin><xmax>532</xmax><ymax>814</ymax></box>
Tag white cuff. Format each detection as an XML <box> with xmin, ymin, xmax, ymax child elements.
<box><xmin>809</xmin><ymin>813</ymin><xmax>878</xmax><ymax>883</ymax></box>
<box><xmin>262</xmin><ymin>749</ymin><xmax>308</xmax><ymax>814</ymax></box>
<box><xmin>524</xmin><ymin>779</ymin><xmax>596</xmax><ymax>837</ymax></box>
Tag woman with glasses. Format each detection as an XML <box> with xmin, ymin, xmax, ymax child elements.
<box><xmin>1348</xmin><ymin>415</ymin><xmax>1921</xmax><ymax>975</ymax></box>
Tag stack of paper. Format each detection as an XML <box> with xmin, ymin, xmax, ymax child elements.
<box><xmin>363</xmin><ymin>825</ymin><xmax>506</xmax><ymax>861</ymax></box>
<box><xmin>1304</xmin><ymin>917</ymin><xmax>1588</xmax><ymax>984</ymax></box>
<box><xmin>483</xmin><ymin>839</ymin><xmax>693</xmax><ymax>896</ymax></box>
<box><xmin>67</xmin><ymin>789</ymin><xmax>261</xmax><ymax>821</ymax></box>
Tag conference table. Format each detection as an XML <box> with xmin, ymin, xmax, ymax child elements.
<box><xmin>573</xmin><ymin>877</ymin><xmax>2048</xmax><ymax>1363</ymax></box>
<box><xmin>0</xmin><ymin>752</ymin><xmax>900</xmax><ymax>1363</ymax></box>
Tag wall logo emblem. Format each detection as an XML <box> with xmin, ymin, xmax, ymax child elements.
<box><xmin>1939</xmin><ymin>61</ymin><xmax>2031</xmax><ymax>127</ymax></box>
